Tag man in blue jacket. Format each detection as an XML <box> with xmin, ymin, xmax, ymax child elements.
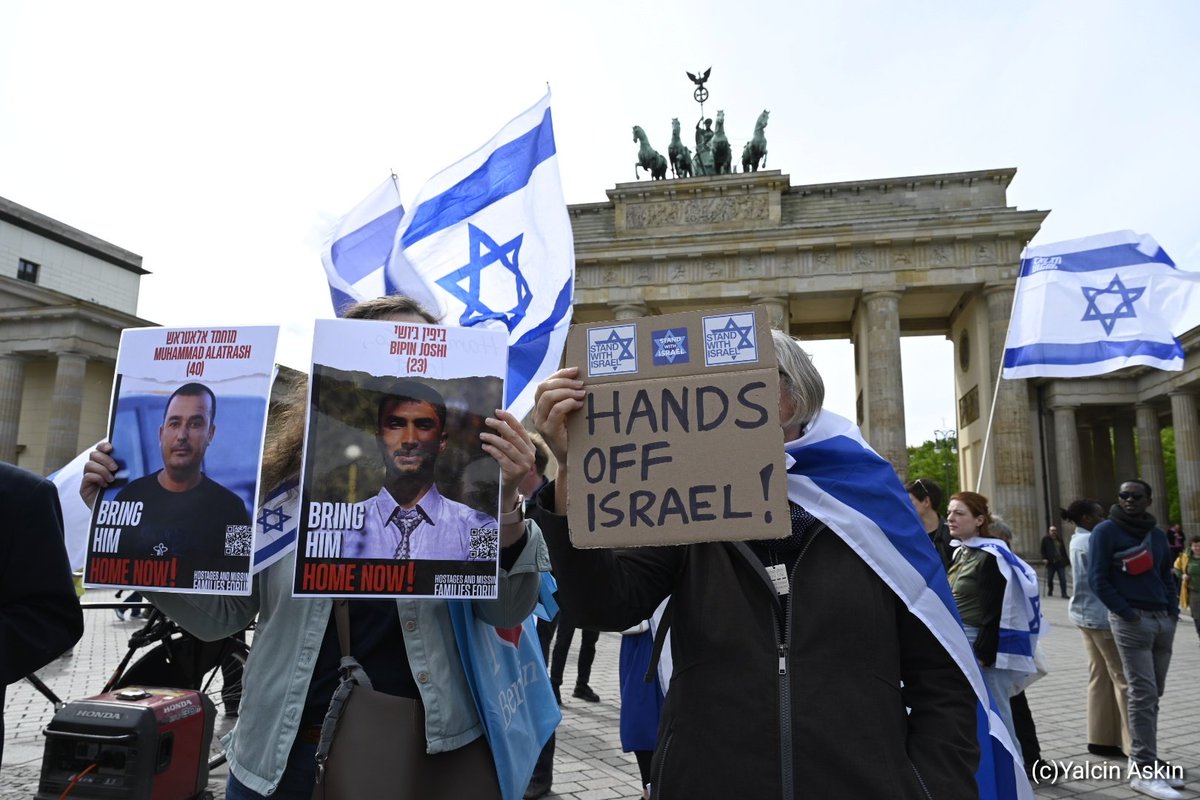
<box><xmin>1088</xmin><ymin>480</ymin><xmax>1185</xmax><ymax>800</ymax></box>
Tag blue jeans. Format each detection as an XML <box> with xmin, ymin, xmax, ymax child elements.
<box><xmin>1109</xmin><ymin>610</ymin><xmax>1176</xmax><ymax>767</ymax></box>
<box><xmin>225</xmin><ymin>742</ymin><xmax>318</xmax><ymax>800</ymax></box>
<box><xmin>963</xmin><ymin>625</ymin><xmax>1024</xmax><ymax>764</ymax></box>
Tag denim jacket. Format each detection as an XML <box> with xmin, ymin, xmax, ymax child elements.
<box><xmin>1068</xmin><ymin>527</ymin><xmax>1109</xmax><ymax>629</ymax></box>
<box><xmin>147</xmin><ymin>518</ymin><xmax>547</xmax><ymax>796</ymax></box>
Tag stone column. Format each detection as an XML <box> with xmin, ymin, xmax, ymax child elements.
<box><xmin>1170</xmin><ymin>391</ymin><xmax>1200</xmax><ymax>535</ymax></box>
<box><xmin>862</xmin><ymin>291</ymin><xmax>907</xmax><ymax>480</ymax></box>
<box><xmin>1134</xmin><ymin>403</ymin><xmax>1169</xmax><ymax>524</ymax></box>
<box><xmin>1113</xmin><ymin>416</ymin><xmax>1138</xmax><ymax>480</ymax></box>
<box><xmin>611</xmin><ymin>302</ymin><xmax>649</xmax><ymax>321</ymax></box>
<box><xmin>1092</xmin><ymin>421</ymin><xmax>1117</xmax><ymax>504</ymax></box>
<box><xmin>983</xmin><ymin>284</ymin><xmax>1038</xmax><ymax>553</ymax></box>
<box><xmin>1051</xmin><ymin>404</ymin><xmax>1084</xmax><ymax>508</ymax></box>
<box><xmin>750</xmin><ymin>294</ymin><xmax>790</xmax><ymax>332</ymax></box>
<box><xmin>43</xmin><ymin>353</ymin><xmax>88</xmax><ymax>474</ymax></box>
<box><xmin>1077</xmin><ymin>422</ymin><xmax>1095</xmax><ymax>498</ymax></box>
<box><xmin>0</xmin><ymin>354</ymin><xmax>27</xmax><ymax>465</ymax></box>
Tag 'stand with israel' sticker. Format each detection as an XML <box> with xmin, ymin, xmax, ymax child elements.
<box><xmin>652</xmin><ymin>328</ymin><xmax>689</xmax><ymax>366</ymax></box>
<box><xmin>587</xmin><ymin>324</ymin><xmax>638</xmax><ymax>376</ymax></box>
<box><xmin>702</xmin><ymin>313</ymin><xmax>758</xmax><ymax>366</ymax></box>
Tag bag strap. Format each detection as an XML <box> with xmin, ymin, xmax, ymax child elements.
<box><xmin>314</xmin><ymin>600</ymin><xmax>374</xmax><ymax>784</ymax></box>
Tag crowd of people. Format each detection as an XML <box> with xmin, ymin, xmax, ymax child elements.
<box><xmin>6</xmin><ymin>299</ymin><xmax>1197</xmax><ymax>800</ymax></box>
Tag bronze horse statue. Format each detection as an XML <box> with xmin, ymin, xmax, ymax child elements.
<box><xmin>669</xmin><ymin>118</ymin><xmax>693</xmax><ymax>178</ymax></box>
<box><xmin>633</xmin><ymin>125</ymin><xmax>668</xmax><ymax>180</ymax></box>
<box><xmin>712</xmin><ymin>110</ymin><xmax>732</xmax><ymax>175</ymax></box>
<box><xmin>742</xmin><ymin>109</ymin><xmax>769</xmax><ymax>173</ymax></box>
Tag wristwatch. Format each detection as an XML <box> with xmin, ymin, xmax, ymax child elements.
<box><xmin>499</xmin><ymin>495</ymin><xmax>524</xmax><ymax>525</ymax></box>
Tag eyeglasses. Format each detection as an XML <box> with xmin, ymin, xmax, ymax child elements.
<box><xmin>1118</xmin><ymin>492</ymin><xmax>1145</xmax><ymax>501</ymax></box>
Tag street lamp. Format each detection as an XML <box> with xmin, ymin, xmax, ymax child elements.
<box><xmin>933</xmin><ymin>428</ymin><xmax>957</xmax><ymax>499</ymax></box>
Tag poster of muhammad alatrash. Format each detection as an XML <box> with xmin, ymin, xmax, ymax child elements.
<box><xmin>293</xmin><ymin>318</ymin><xmax>508</xmax><ymax>599</ymax></box>
<box><xmin>84</xmin><ymin>325</ymin><xmax>279</xmax><ymax>595</ymax></box>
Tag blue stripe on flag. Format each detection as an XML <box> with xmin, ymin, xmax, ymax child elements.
<box><xmin>505</xmin><ymin>278</ymin><xmax>574</xmax><ymax>407</ymax></box>
<box><xmin>400</xmin><ymin>108</ymin><xmax>556</xmax><ymax>248</ymax></box>
<box><xmin>255</xmin><ymin>529</ymin><xmax>296</xmax><ymax>563</ymax></box>
<box><xmin>785</xmin><ymin>432</ymin><xmax>959</xmax><ymax>614</ymax></box>
<box><xmin>998</xmin><ymin>628</ymin><xmax>1034</xmax><ymax>658</ymax></box>
<box><xmin>328</xmin><ymin>285</ymin><xmax>358</xmax><ymax>318</ymax></box>
<box><xmin>1019</xmin><ymin>241</ymin><xmax>1176</xmax><ymax>277</ymax></box>
<box><xmin>330</xmin><ymin>205</ymin><xmax>405</xmax><ymax>284</ymax></box>
<box><xmin>1003</xmin><ymin>338</ymin><xmax>1183</xmax><ymax>368</ymax></box>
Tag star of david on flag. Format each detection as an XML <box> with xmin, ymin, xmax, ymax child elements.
<box><xmin>384</xmin><ymin>91</ymin><xmax>574</xmax><ymax>419</ymax></box>
<box><xmin>1002</xmin><ymin>230</ymin><xmax>1200</xmax><ymax>379</ymax></box>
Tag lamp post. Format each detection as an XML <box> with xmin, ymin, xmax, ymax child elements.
<box><xmin>933</xmin><ymin>428</ymin><xmax>957</xmax><ymax>500</ymax></box>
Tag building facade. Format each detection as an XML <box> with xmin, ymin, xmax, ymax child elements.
<box><xmin>0</xmin><ymin>196</ymin><xmax>150</xmax><ymax>474</ymax></box>
<box><xmin>566</xmin><ymin>167</ymin><xmax>1200</xmax><ymax>550</ymax></box>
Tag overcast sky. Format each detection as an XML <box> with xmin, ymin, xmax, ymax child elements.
<box><xmin>2</xmin><ymin>1</ymin><xmax>1196</xmax><ymax>446</ymax></box>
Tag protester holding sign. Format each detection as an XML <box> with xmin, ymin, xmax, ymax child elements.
<box><xmin>530</xmin><ymin>331</ymin><xmax>979</xmax><ymax>798</ymax></box>
<box><xmin>81</xmin><ymin>296</ymin><xmax>548</xmax><ymax>800</ymax></box>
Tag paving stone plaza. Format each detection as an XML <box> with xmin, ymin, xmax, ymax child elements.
<box><xmin>3</xmin><ymin>584</ymin><xmax>1198</xmax><ymax>799</ymax></box>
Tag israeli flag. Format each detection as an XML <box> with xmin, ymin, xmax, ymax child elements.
<box><xmin>956</xmin><ymin>538</ymin><xmax>1044</xmax><ymax>687</ymax></box>
<box><xmin>786</xmin><ymin>410</ymin><xmax>1031</xmax><ymax>799</ymax></box>
<box><xmin>1003</xmin><ymin>231</ymin><xmax>1200</xmax><ymax>379</ymax></box>
<box><xmin>251</xmin><ymin>480</ymin><xmax>299</xmax><ymax>574</ymax></box>
<box><xmin>320</xmin><ymin>176</ymin><xmax>406</xmax><ymax>316</ymax></box>
<box><xmin>384</xmin><ymin>92</ymin><xmax>575</xmax><ymax>419</ymax></box>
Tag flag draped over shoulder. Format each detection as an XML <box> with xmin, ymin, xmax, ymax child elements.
<box><xmin>1003</xmin><ymin>231</ymin><xmax>1200</xmax><ymax>379</ymax></box>
<box><xmin>784</xmin><ymin>410</ymin><xmax>1031</xmax><ymax>800</ymax></box>
<box><xmin>320</xmin><ymin>176</ymin><xmax>406</xmax><ymax>316</ymax></box>
<box><xmin>957</xmin><ymin>538</ymin><xmax>1044</xmax><ymax>690</ymax></box>
<box><xmin>384</xmin><ymin>92</ymin><xmax>575</xmax><ymax>419</ymax></box>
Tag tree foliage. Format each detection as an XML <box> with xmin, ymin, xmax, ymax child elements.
<box><xmin>906</xmin><ymin>434</ymin><xmax>960</xmax><ymax>514</ymax></box>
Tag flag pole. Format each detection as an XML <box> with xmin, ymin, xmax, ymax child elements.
<box><xmin>973</xmin><ymin>260</ymin><xmax>1029</xmax><ymax>491</ymax></box>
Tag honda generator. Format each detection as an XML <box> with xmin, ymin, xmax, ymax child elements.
<box><xmin>36</xmin><ymin>687</ymin><xmax>215</xmax><ymax>799</ymax></box>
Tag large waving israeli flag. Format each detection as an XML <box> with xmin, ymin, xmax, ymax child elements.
<box><xmin>1003</xmin><ymin>231</ymin><xmax>1200</xmax><ymax>379</ymax></box>
<box><xmin>320</xmin><ymin>175</ymin><xmax>408</xmax><ymax>316</ymax></box>
<box><xmin>786</xmin><ymin>410</ymin><xmax>1031</xmax><ymax>800</ymax></box>
<box><xmin>384</xmin><ymin>92</ymin><xmax>574</xmax><ymax>419</ymax></box>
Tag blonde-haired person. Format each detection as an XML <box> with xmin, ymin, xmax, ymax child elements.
<box><xmin>80</xmin><ymin>295</ymin><xmax>546</xmax><ymax>800</ymax></box>
<box><xmin>527</xmin><ymin>330</ymin><xmax>980</xmax><ymax>798</ymax></box>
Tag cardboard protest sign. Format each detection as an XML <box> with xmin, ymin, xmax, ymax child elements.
<box><xmin>565</xmin><ymin>306</ymin><xmax>790</xmax><ymax>548</ymax></box>
<box><xmin>294</xmin><ymin>318</ymin><xmax>508</xmax><ymax>599</ymax></box>
<box><xmin>85</xmin><ymin>325</ymin><xmax>278</xmax><ymax>594</ymax></box>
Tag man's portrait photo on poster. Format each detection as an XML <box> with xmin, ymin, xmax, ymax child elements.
<box><xmin>295</xmin><ymin>319</ymin><xmax>508</xmax><ymax>598</ymax></box>
<box><xmin>85</xmin><ymin>325</ymin><xmax>277</xmax><ymax>594</ymax></box>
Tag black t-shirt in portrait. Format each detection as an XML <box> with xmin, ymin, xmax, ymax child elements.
<box><xmin>115</xmin><ymin>471</ymin><xmax>250</xmax><ymax>573</ymax></box>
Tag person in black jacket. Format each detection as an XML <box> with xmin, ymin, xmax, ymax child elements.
<box><xmin>1040</xmin><ymin>525</ymin><xmax>1069</xmax><ymax>598</ymax></box>
<box><xmin>906</xmin><ymin>477</ymin><xmax>953</xmax><ymax>570</ymax></box>
<box><xmin>530</xmin><ymin>331</ymin><xmax>979</xmax><ymax>799</ymax></box>
<box><xmin>0</xmin><ymin>461</ymin><xmax>85</xmax><ymax>766</ymax></box>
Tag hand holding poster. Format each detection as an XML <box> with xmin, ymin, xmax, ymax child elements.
<box><xmin>294</xmin><ymin>319</ymin><xmax>509</xmax><ymax>598</ymax></box>
<box><xmin>84</xmin><ymin>325</ymin><xmax>278</xmax><ymax>594</ymax></box>
<box><xmin>563</xmin><ymin>306</ymin><xmax>789</xmax><ymax>547</ymax></box>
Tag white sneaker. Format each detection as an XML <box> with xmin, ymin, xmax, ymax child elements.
<box><xmin>113</xmin><ymin>608</ymin><xmax>125</xmax><ymax>621</ymax></box>
<box><xmin>1130</xmin><ymin>775</ymin><xmax>1186</xmax><ymax>800</ymax></box>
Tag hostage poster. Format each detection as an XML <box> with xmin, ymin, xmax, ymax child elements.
<box><xmin>293</xmin><ymin>318</ymin><xmax>508</xmax><ymax>599</ymax></box>
<box><xmin>84</xmin><ymin>325</ymin><xmax>279</xmax><ymax>594</ymax></box>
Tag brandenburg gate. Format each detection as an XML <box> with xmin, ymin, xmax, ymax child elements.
<box><xmin>566</xmin><ymin>166</ymin><xmax>1200</xmax><ymax>553</ymax></box>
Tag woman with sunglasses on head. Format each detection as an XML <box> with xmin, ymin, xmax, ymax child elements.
<box><xmin>906</xmin><ymin>477</ymin><xmax>953</xmax><ymax>570</ymax></box>
<box><xmin>1089</xmin><ymin>480</ymin><xmax>1185</xmax><ymax>800</ymax></box>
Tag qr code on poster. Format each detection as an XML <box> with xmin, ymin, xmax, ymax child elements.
<box><xmin>469</xmin><ymin>527</ymin><xmax>499</xmax><ymax>561</ymax></box>
<box><xmin>224</xmin><ymin>525</ymin><xmax>253</xmax><ymax>557</ymax></box>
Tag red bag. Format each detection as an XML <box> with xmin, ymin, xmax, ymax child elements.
<box><xmin>1114</xmin><ymin>536</ymin><xmax>1154</xmax><ymax>575</ymax></box>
